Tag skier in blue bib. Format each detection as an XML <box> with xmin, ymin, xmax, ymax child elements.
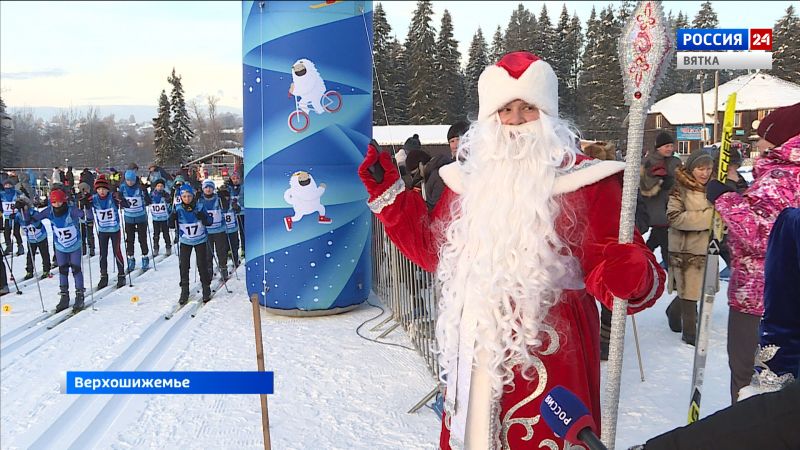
<box><xmin>14</xmin><ymin>196</ymin><xmax>52</xmax><ymax>280</ymax></box>
<box><xmin>149</xmin><ymin>179</ymin><xmax>172</xmax><ymax>256</ymax></box>
<box><xmin>89</xmin><ymin>175</ymin><xmax>127</xmax><ymax>289</ymax></box>
<box><xmin>225</xmin><ymin>171</ymin><xmax>245</xmax><ymax>255</ymax></box>
<box><xmin>118</xmin><ymin>169</ymin><xmax>152</xmax><ymax>273</ymax></box>
<box><xmin>31</xmin><ymin>189</ymin><xmax>86</xmax><ymax>312</ymax></box>
<box><xmin>217</xmin><ymin>184</ymin><xmax>241</xmax><ymax>268</ymax></box>
<box><xmin>199</xmin><ymin>179</ymin><xmax>229</xmax><ymax>281</ymax></box>
<box><xmin>1</xmin><ymin>178</ymin><xmax>24</xmax><ymax>256</ymax></box>
<box><xmin>169</xmin><ymin>184</ymin><xmax>212</xmax><ymax>305</ymax></box>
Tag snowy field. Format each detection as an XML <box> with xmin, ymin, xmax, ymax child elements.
<box><xmin>2</xmin><ymin>228</ymin><xmax>736</xmax><ymax>450</ymax></box>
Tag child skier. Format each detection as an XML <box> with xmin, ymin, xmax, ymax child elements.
<box><xmin>226</xmin><ymin>172</ymin><xmax>245</xmax><ymax>254</ymax></box>
<box><xmin>118</xmin><ymin>169</ymin><xmax>151</xmax><ymax>273</ymax></box>
<box><xmin>14</xmin><ymin>197</ymin><xmax>52</xmax><ymax>280</ymax></box>
<box><xmin>149</xmin><ymin>179</ymin><xmax>172</xmax><ymax>256</ymax></box>
<box><xmin>169</xmin><ymin>184</ymin><xmax>212</xmax><ymax>305</ymax></box>
<box><xmin>199</xmin><ymin>180</ymin><xmax>229</xmax><ymax>281</ymax></box>
<box><xmin>90</xmin><ymin>175</ymin><xmax>127</xmax><ymax>289</ymax></box>
<box><xmin>32</xmin><ymin>189</ymin><xmax>85</xmax><ymax>312</ymax></box>
<box><xmin>218</xmin><ymin>184</ymin><xmax>241</xmax><ymax>268</ymax></box>
<box><xmin>2</xmin><ymin>178</ymin><xmax>24</xmax><ymax>256</ymax></box>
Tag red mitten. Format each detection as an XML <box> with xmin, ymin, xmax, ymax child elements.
<box><xmin>358</xmin><ymin>143</ymin><xmax>401</xmax><ymax>202</ymax></box>
<box><xmin>601</xmin><ymin>242</ymin><xmax>655</xmax><ymax>300</ymax></box>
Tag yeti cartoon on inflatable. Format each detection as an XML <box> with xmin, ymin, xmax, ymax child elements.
<box><xmin>283</xmin><ymin>171</ymin><xmax>333</xmax><ymax>231</ymax></box>
<box><xmin>288</xmin><ymin>59</ymin><xmax>326</xmax><ymax>114</ymax></box>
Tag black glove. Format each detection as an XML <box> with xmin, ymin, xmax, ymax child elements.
<box><xmin>706</xmin><ymin>179</ymin><xmax>735</xmax><ymax>204</ymax></box>
<box><xmin>14</xmin><ymin>199</ymin><xmax>27</xmax><ymax>211</ymax></box>
<box><xmin>195</xmin><ymin>210</ymin><xmax>206</xmax><ymax>220</ymax></box>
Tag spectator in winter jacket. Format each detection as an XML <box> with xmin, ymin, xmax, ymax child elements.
<box><xmin>422</xmin><ymin>121</ymin><xmax>470</xmax><ymax>211</ymax></box>
<box><xmin>705</xmin><ymin>102</ymin><xmax>800</xmax><ymax>403</ymax></box>
<box><xmin>79</xmin><ymin>168</ymin><xmax>95</xmax><ymax>191</ymax></box>
<box><xmin>641</xmin><ymin>131</ymin><xmax>682</xmax><ymax>266</ymax></box>
<box><xmin>666</xmin><ymin>149</ymin><xmax>716</xmax><ymax>346</ymax></box>
<box><xmin>147</xmin><ymin>163</ymin><xmax>172</xmax><ymax>190</ymax></box>
<box><xmin>64</xmin><ymin>166</ymin><xmax>75</xmax><ymax>190</ymax></box>
<box><xmin>107</xmin><ymin>168</ymin><xmax>121</xmax><ymax>190</ymax></box>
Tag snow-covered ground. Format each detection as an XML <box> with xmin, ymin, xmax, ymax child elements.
<box><xmin>2</xmin><ymin>228</ymin><xmax>736</xmax><ymax>449</ymax></box>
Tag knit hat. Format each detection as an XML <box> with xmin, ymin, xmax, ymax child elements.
<box><xmin>50</xmin><ymin>189</ymin><xmax>67</xmax><ymax>204</ymax></box>
<box><xmin>202</xmin><ymin>179</ymin><xmax>215</xmax><ymax>190</ymax></box>
<box><xmin>179</xmin><ymin>183</ymin><xmax>195</xmax><ymax>197</ymax></box>
<box><xmin>685</xmin><ymin>149</ymin><xmax>714</xmax><ymax>172</ymax></box>
<box><xmin>403</xmin><ymin>134</ymin><xmax>422</xmax><ymax>152</ymax></box>
<box><xmin>124</xmin><ymin>169</ymin><xmax>137</xmax><ymax>182</ymax></box>
<box><xmin>477</xmin><ymin>51</ymin><xmax>558</xmax><ymax>120</ymax></box>
<box><xmin>77</xmin><ymin>182</ymin><xmax>91</xmax><ymax>194</ymax></box>
<box><xmin>404</xmin><ymin>150</ymin><xmax>431</xmax><ymax>173</ymax></box>
<box><xmin>655</xmin><ymin>131</ymin><xmax>675</xmax><ymax>149</ymax></box>
<box><xmin>94</xmin><ymin>175</ymin><xmax>110</xmax><ymax>191</ymax></box>
<box><xmin>757</xmin><ymin>102</ymin><xmax>800</xmax><ymax>147</ymax></box>
<box><xmin>447</xmin><ymin>121</ymin><xmax>470</xmax><ymax>141</ymax></box>
<box><xmin>153</xmin><ymin>178</ymin><xmax>166</xmax><ymax>187</ymax></box>
<box><xmin>2</xmin><ymin>178</ymin><xmax>12</xmax><ymax>187</ymax></box>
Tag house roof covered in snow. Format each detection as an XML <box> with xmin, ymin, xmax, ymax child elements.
<box><xmin>649</xmin><ymin>73</ymin><xmax>800</xmax><ymax>125</ymax></box>
<box><xmin>373</xmin><ymin>125</ymin><xmax>451</xmax><ymax>146</ymax></box>
<box><xmin>186</xmin><ymin>147</ymin><xmax>243</xmax><ymax>166</ymax></box>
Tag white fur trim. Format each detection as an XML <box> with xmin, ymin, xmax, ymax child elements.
<box><xmin>440</xmin><ymin>160</ymin><xmax>625</xmax><ymax>196</ymax></box>
<box><xmin>477</xmin><ymin>61</ymin><xmax>558</xmax><ymax>119</ymax></box>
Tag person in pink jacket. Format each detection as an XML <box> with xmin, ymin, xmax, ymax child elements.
<box><xmin>706</xmin><ymin>102</ymin><xmax>800</xmax><ymax>403</ymax></box>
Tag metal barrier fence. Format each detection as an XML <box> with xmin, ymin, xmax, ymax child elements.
<box><xmin>370</xmin><ymin>215</ymin><xmax>441</xmax><ymax>382</ymax></box>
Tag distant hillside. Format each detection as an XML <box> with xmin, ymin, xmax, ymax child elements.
<box><xmin>7</xmin><ymin>104</ymin><xmax>243</xmax><ymax>122</ymax></box>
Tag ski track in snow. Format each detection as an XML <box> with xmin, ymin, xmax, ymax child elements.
<box><xmin>2</xmin><ymin>228</ymin><xmax>738</xmax><ymax>449</ymax></box>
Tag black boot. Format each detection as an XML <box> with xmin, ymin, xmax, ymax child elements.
<box><xmin>3</xmin><ymin>246</ymin><xmax>11</xmax><ymax>256</ymax></box>
<box><xmin>55</xmin><ymin>287</ymin><xmax>70</xmax><ymax>313</ymax></box>
<box><xmin>97</xmin><ymin>273</ymin><xmax>109</xmax><ymax>289</ymax></box>
<box><xmin>681</xmin><ymin>299</ymin><xmax>698</xmax><ymax>346</ymax></box>
<box><xmin>116</xmin><ymin>275</ymin><xmax>126</xmax><ymax>289</ymax></box>
<box><xmin>16</xmin><ymin>245</ymin><xmax>24</xmax><ymax>256</ymax></box>
<box><xmin>89</xmin><ymin>247</ymin><xmax>95</xmax><ymax>257</ymax></box>
<box><xmin>202</xmin><ymin>284</ymin><xmax>211</xmax><ymax>303</ymax></box>
<box><xmin>73</xmin><ymin>288</ymin><xmax>86</xmax><ymax>312</ymax></box>
<box><xmin>179</xmin><ymin>282</ymin><xmax>190</xmax><ymax>306</ymax></box>
<box><xmin>24</xmin><ymin>271</ymin><xmax>34</xmax><ymax>281</ymax></box>
<box><xmin>220</xmin><ymin>268</ymin><xmax>229</xmax><ymax>281</ymax></box>
<box><xmin>666</xmin><ymin>297</ymin><xmax>682</xmax><ymax>333</ymax></box>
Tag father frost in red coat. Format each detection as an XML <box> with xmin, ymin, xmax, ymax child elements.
<box><xmin>359</xmin><ymin>52</ymin><xmax>666</xmax><ymax>450</ymax></box>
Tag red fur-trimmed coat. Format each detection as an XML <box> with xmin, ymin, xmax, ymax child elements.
<box><xmin>372</xmin><ymin>155</ymin><xmax>665</xmax><ymax>449</ymax></box>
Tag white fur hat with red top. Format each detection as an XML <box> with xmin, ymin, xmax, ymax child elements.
<box><xmin>477</xmin><ymin>51</ymin><xmax>558</xmax><ymax>120</ymax></box>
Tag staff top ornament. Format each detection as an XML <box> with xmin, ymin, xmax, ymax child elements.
<box><xmin>619</xmin><ymin>1</ymin><xmax>674</xmax><ymax>106</ymax></box>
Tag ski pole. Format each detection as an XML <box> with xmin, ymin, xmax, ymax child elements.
<box><xmin>1</xmin><ymin>251</ymin><xmax>22</xmax><ymax>295</ymax></box>
<box><xmin>631</xmin><ymin>314</ymin><xmax>645</xmax><ymax>382</ymax></box>
<box><xmin>211</xmin><ymin>241</ymin><xmax>232</xmax><ymax>294</ymax></box>
<box><xmin>119</xmin><ymin>215</ymin><xmax>133</xmax><ymax>287</ymax></box>
<box><xmin>144</xmin><ymin>217</ymin><xmax>157</xmax><ymax>271</ymax></box>
<box><xmin>224</xmin><ymin>231</ymin><xmax>241</xmax><ymax>281</ymax></box>
<box><xmin>27</xmin><ymin>240</ymin><xmax>46</xmax><ymax>312</ymax></box>
<box><xmin>80</xmin><ymin>222</ymin><xmax>97</xmax><ymax>311</ymax></box>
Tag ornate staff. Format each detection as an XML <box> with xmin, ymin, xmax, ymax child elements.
<box><xmin>602</xmin><ymin>2</ymin><xmax>673</xmax><ymax>448</ymax></box>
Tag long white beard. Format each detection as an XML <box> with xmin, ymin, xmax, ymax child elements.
<box><xmin>435</xmin><ymin>114</ymin><xmax>580</xmax><ymax>441</ymax></box>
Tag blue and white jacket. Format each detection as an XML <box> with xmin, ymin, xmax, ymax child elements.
<box><xmin>90</xmin><ymin>193</ymin><xmax>124</xmax><ymax>233</ymax></box>
<box><xmin>33</xmin><ymin>205</ymin><xmax>84</xmax><ymax>253</ymax></box>
<box><xmin>171</xmin><ymin>201</ymin><xmax>212</xmax><ymax>246</ymax></box>
<box><xmin>117</xmin><ymin>181</ymin><xmax>151</xmax><ymax>224</ymax></box>
<box><xmin>198</xmin><ymin>194</ymin><xmax>225</xmax><ymax>234</ymax></box>
<box><xmin>16</xmin><ymin>208</ymin><xmax>48</xmax><ymax>244</ymax></box>
<box><xmin>149</xmin><ymin>190</ymin><xmax>171</xmax><ymax>223</ymax></box>
<box><xmin>1</xmin><ymin>187</ymin><xmax>22</xmax><ymax>220</ymax></box>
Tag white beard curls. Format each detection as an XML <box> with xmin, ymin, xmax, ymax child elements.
<box><xmin>435</xmin><ymin>113</ymin><xmax>581</xmax><ymax>408</ymax></box>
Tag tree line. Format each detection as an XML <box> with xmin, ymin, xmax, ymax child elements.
<box><xmin>372</xmin><ymin>1</ymin><xmax>800</xmax><ymax>144</ymax></box>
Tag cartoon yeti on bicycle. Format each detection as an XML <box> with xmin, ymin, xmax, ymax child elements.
<box><xmin>287</xmin><ymin>58</ymin><xmax>342</xmax><ymax>132</ymax></box>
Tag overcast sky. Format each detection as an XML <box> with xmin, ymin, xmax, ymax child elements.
<box><xmin>1</xmin><ymin>1</ymin><xmax>794</xmax><ymax>111</ymax></box>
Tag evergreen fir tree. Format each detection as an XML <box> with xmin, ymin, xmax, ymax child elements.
<box><xmin>168</xmin><ymin>68</ymin><xmax>194</xmax><ymax>164</ymax></box>
<box><xmin>692</xmin><ymin>1</ymin><xmax>719</xmax><ymax>28</ymax></box>
<box><xmin>433</xmin><ymin>10</ymin><xmax>464</xmax><ymax>124</ymax></box>
<box><xmin>465</xmin><ymin>28</ymin><xmax>489</xmax><ymax>118</ymax></box>
<box><xmin>152</xmin><ymin>90</ymin><xmax>172</xmax><ymax>166</ymax></box>
<box><xmin>505</xmin><ymin>4</ymin><xmax>535</xmax><ymax>53</ymax></box>
<box><xmin>388</xmin><ymin>40</ymin><xmax>410</xmax><ymax>123</ymax></box>
<box><xmin>490</xmin><ymin>25</ymin><xmax>505</xmax><ymax>62</ymax></box>
<box><xmin>405</xmin><ymin>0</ymin><xmax>439</xmax><ymax>124</ymax></box>
<box><xmin>577</xmin><ymin>7</ymin><xmax>600</xmax><ymax>130</ymax></box>
<box><xmin>771</xmin><ymin>5</ymin><xmax>800</xmax><ymax>84</ymax></box>
<box><xmin>556</xmin><ymin>7</ymin><xmax>583</xmax><ymax>120</ymax></box>
<box><xmin>533</xmin><ymin>5</ymin><xmax>556</xmax><ymax>64</ymax></box>
<box><xmin>579</xmin><ymin>6</ymin><xmax>625</xmax><ymax>143</ymax></box>
<box><xmin>0</xmin><ymin>97</ymin><xmax>15</xmax><ymax>167</ymax></box>
<box><xmin>372</xmin><ymin>3</ymin><xmax>396</xmax><ymax>125</ymax></box>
